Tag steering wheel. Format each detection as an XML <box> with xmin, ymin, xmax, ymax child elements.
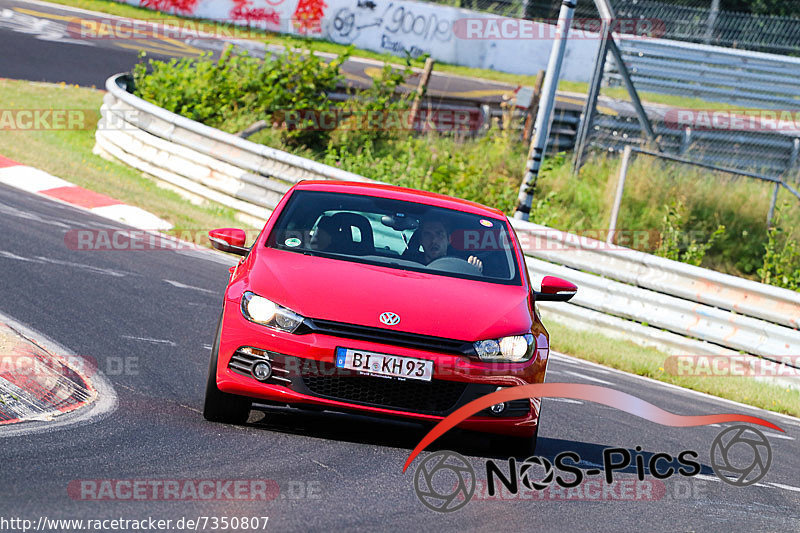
<box><xmin>426</xmin><ymin>256</ymin><xmax>481</xmax><ymax>275</ymax></box>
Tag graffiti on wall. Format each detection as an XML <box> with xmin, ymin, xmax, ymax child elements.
<box><xmin>230</xmin><ymin>0</ymin><xmax>282</xmax><ymax>26</ymax></box>
<box><xmin>127</xmin><ymin>0</ymin><xmax>598</xmax><ymax>81</ymax></box>
<box><xmin>325</xmin><ymin>1</ymin><xmax>453</xmax><ymax>59</ymax></box>
<box><xmin>293</xmin><ymin>0</ymin><xmax>328</xmax><ymax>34</ymax></box>
<box><xmin>139</xmin><ymin>0</ymin><xmax>199</xmax><ymax>16</ymax></box>
<box><xmin>139</xmin><ymin>0</ymin><xmax>327</xmax><ymax>34</ymax></box>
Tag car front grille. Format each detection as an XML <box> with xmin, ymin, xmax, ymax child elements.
<box><xmin>301</xmin><ymin>368</ymin><xmax>468</xmax><ymax>415</ymax></box>
<box><xmin>298</xmin><ymin>318</ymin><xmax>473</xmax><ymax>356</ymax></box>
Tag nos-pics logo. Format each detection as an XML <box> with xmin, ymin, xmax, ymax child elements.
<box><xmin>413</xmin><ymin>425</ymin><xmax>772</xmax><ymax>513</ymax></box>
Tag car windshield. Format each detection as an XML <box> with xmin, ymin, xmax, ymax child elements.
<box><xmin>266</xmin><ymin>190</ymin><xmax>521</xmax><ymax>285</ymax></box>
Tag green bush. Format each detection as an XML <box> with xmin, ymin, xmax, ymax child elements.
<box><xmin>656</xmin><ymin>200</ymin><xmax>726</xmax><ymax>266</ymax></box>
<box><xmin>133</xmin><ymin>45</ymin><xmax>349</xmax><ymax>149</ymax></box>
<box><xmin>758</xmin><ymin>203</ymin><xmax>800</xmax><ymax>290</ymax></box>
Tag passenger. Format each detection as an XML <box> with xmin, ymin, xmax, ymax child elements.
<box><xmin>419</xmin><ymin>217</ymin><xmax>483</xmax><ymax>273</ymax></box>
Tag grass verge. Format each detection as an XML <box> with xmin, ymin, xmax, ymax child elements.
<box><xmin>0</xmin><ymin>78</ymin><xmax>253</xmax><ymax>233</ymax></box>
<box><xmin>546</xmin><ymin>320</ymin><xmax>800</xmax><ymax>418</ymax></box>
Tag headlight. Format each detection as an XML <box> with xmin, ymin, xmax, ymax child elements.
<box><xmin>241</xmin><ymin>291</ymin><xmax>304</xmax><ymax>333</ymax></box>
<box><xmin>473</xmin><ymin>334</ymin><xmax>534</xmax><ymax>362</ymax></box>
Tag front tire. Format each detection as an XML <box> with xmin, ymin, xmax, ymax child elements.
<box><xmin>492</xmin><ymin>424</ymin><xmax>539</xmax><ymax>459</ymax></box>
<box><xmin>203</xmin><ymin>314</ymin><xmax>251</xmax><ymax>424</ymax></box>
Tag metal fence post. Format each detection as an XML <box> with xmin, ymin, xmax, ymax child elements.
<box><xmin>704</xmin><ymin>0</ymin><xmax>721</xmax><ymax>44</ymax></box>
<box><xmin>679</xmin><ymin>127</ymin><xmax>693</xmax><ymax>155</ymax></box>
<box><xmin>607</xmin><ymin>39</ymin><xmax>661</xmax><ymax>151</ymax></box>
<box><xmin>514</xmin><ymin>0</ymin><xmax>577</xmax><ymax>220</ymax></box>
<box><xmin>767</xmin><ymin>182</ymin><xmax>780</xmax><ymax>228</ymax></box>
<box><xmin>788</xmin><ymin>138</ymin><xmax>800</xmax><ymax>183</ymax></box>
<box><xmin>607</xmin><ymin>145</ymin><xmax>633</xmax><ymax>245</ymax></box>
<box><xmin>572</xmin><ymin>19</ymin><xmax>612</xmax><ymax>175</ymax></box>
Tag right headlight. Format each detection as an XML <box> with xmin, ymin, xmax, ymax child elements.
<box><xmin>473</xmin><ymin>334</ymin><xmax>535</xmax><ymax>362</ymax></box>
<box><xmin>240</xmin><ymin>291</ymin><xmax>304</xmax><ymax>333</ymax></box>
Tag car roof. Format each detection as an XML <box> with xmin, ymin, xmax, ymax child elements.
<box><xmin>293</xmin><ymin>181</ymin><xmax>507</xmax><ymax>218</ymax></box>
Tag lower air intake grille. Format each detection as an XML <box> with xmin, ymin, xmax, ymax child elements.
<box><xmin>302</xmin><ymin>372</ymin><xmax>468</xmax><ymax>415</ymax></box>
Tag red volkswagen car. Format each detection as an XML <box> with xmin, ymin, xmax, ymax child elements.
<box><xmin>204</xmin><ymin>181</ymin><xmax>576</xmax><ymax>454</ymax></box>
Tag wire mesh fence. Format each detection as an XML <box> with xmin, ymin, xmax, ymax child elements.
<box><xmin>564</xmin><ymin>0</ymin><xmax>800</xmax><ymax>185</ymax></box>
<box><xmin>418</xmin><ymin>0</ymin><xmax>800</xmax><ymax>183</ymax></box>
<box><xmin>427</xmin><ymin>0</ymin><xmax>800</xmax><ymax>55</ymax></box>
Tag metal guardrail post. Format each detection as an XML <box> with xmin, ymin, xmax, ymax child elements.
<box><xmin>514</xmin><ymin>0</ymin><xmax>577</xmax><ymax>220</ymax></box>
<box><xmin>572</xmin><ymin>19</ymin><xmax>612</xmax><ymax>175</ymax></box>
<box><xmin>607</xmin><ymin>145</ymin><xmax>632</xmax><ymax>245</ymax></box>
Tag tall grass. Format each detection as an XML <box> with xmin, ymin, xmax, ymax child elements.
<box><xmin>536</xmin><ymin>152</ymin><xmax>800</xmax><ymax>279</ymax></box>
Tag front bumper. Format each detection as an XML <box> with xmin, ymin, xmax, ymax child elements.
<box><xmin>216</xmin><ymin>300</ymin><xmax>545</xmax><ymax>437</ymax></box>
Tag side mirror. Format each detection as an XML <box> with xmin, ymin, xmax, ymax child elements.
<box><xmin>209</xmin><ymin>228</ymin><xmax>250</xmax><ymax>256</ymax></box>
<box><xmin>534</xmin><ymin>276</ymin><xmax>577</xmax><ymax>302</ymax></box>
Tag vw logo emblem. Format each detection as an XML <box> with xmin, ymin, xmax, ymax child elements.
<box><xmin>379</xmin><ymin>312</ymin><xmax>400</xmax><ymax>326</ymax></box>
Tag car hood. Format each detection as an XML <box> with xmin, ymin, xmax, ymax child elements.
<box><xmin>245</xmin><ymin>248</ymin><xmax>531</xmax><ymax>341</ymax></box>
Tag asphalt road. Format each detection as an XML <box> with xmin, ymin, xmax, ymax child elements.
<box><xmin>0</xmin><ymin>183</ymin><xmax>798</xmax><ymax>531</ymax></box>
<box><xmin>0</xmin><ymin>1</ymin><xmax>798</xmax><ymax>530</ymax></box>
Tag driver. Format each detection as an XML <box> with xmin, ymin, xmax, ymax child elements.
<box><xmin>419</xmin><ymin>217</ymin><xmax>483</xmax><ymax>273</ymax></box>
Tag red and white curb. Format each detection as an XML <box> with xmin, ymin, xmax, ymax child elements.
<box><xmin>0</xmin><ymin>310</ymin><xmax>117</xmax><ymax>436</ymax></box>
<box><xmin>0</xmin><ymin>322</ymin><xmax>96</xmax><ymax>425</ymax></box>
<box><xmin>0</xmin><ymin>154</ymin><xmax>172</xmax><ymax>231</ymax></box>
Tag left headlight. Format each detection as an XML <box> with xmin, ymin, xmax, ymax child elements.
<box><xmin>473</xmin><ymin>334</ymin><xmax>535</xmax><ymax>362</ymax></box>
<box><xmin>241</xmin><ymin>291</ymin><xmax>304</xmax><ymax>333</ymax></box>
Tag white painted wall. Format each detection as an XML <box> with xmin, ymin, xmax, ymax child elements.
<box><xmin>117</xmin><ymin>0</ymin><xmax>599</xmax><ymax>82</ymax></box>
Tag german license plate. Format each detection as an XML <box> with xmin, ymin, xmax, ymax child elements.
<box><xmin>335</xmin><ymin>347</ymin><xmax>433</xmax><ymax>382</ymax></box>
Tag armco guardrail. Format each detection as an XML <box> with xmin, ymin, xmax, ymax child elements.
<box><xmin>509</xmin><ymin>223</ymin><xmax>800</xmax><ymax>331</ymax></box>
<box><xmin>609</xmin><ymin>38</ymin><xmax>800</xmax><ymax>109</ymax></box>
<box><xmin>597</xmin><ymin>38</ymin><xmax>800</xmax><ymax>179</ymax></box>
<box><xmin>95</xmin><ymin>74</ymin><xmax>800</xmax><ymax>379</ymax></box>
<box><xmin>95</xmin><ymin>74</ymin><xmax>372</xmax><ymax>223</ymax></box>
<box><xmin>522</xmin><ymin>254</ymin><xmax>798</xmax><ymax>358</ymax></box>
